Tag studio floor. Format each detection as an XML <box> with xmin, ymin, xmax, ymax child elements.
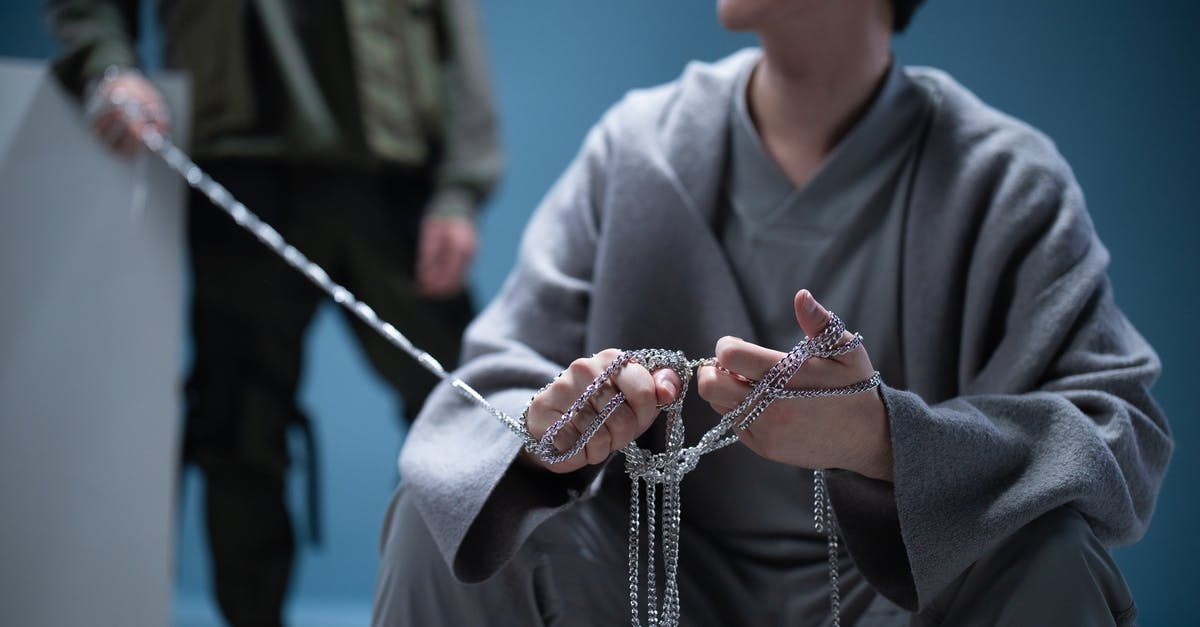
<box><xmin>173</xmin><ymin>595</ymin><xmax>371</xmax><ymax>627</ymax></box>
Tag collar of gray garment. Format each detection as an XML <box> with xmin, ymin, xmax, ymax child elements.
<box><xmin>728</xmin><ymin>57</ymin><xmax>928</xmax><ymax>230</ymax></box>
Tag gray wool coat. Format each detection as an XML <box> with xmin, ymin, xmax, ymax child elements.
<box><xmin>399</xmin><ymin>49</ymin><xmax>1172</xmax><ymax>612</ymax></box>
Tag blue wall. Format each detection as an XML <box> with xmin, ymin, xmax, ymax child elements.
<box><xmin>4</xmin><ymin>1</ymin><xmax>1197</xmax><ymax>624</ymax></box>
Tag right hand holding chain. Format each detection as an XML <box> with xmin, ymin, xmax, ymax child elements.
<box><xmin>84</xmin><ymin>66</ymin><xmax>169</xmax><ymax>158</ymax></box>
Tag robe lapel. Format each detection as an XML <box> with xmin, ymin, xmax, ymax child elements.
<box><xmin>588</xmin><ymin>51</ymin><xmax>760</xmax><ymax>357</ymax></box>
<box><xmin>898</xmin><ymin>75</ymin><xmax>963</xmax><ymax>403</ymax></box>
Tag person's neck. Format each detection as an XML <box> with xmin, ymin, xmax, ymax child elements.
<box><xmin>748</xmin><ymin>11</ymin><xmax>892</xmax><ymax>187</ymax></box>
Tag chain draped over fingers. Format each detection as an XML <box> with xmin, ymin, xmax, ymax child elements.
<box><xmin>725</xmin><ymin>313</ymin><xmax>880</xmax><ymax>431</ymax></box>
<box><xmin>515</xmin><ymin>314</ymin><xmax>876</xmax><ymax>627</ymax></box>
<box><xmin>521</xmin><ymin>349</ymin><xmax>692</xmax><ymax>467</ymax></box>
<box><xmin>520</xmin><ymin>314</ymin><xmax>881</xmax><ymax>465</ymax></box>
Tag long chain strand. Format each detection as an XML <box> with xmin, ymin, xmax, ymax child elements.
<box><xmin>140</xmin><ymin>129</ymin><xmax>875</xmax><ymax>627</ymax></box>
<box><xmin>813</xmin><ymin>469</ymin><xmax>842</xmax><ymax>627</ymax></box>
<box><xmin>645</xmin><ymin>481</ymin><xmax>659</xmax><ymax>627</ymax></box>
<box><xmin>628</xmin><ymin>477</ymin><xmax>642</xmax><ymax>626</ymax></box>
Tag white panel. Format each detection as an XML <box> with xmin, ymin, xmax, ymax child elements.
<box><xmin>0</xmin><ymin>58</ymin><xmax>189</xmax><ymax>627</ymax></box>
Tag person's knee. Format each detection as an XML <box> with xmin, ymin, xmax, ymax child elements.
<box><xmin>929</xmin><ymin>507</ymin><xmax>1137</xmax><ymax>626</ymax></box>
<box><xmin>1013</xmin><ymin>506</ymin><xmax>1096</xmax><ymax>562</ymax></box>
<box><xmin>1011</xmin><ymin>507</ymin><xmax>1136</xmax><ymax>624</ymax></box>
<box><xmin>373</xmin><ymin>489</ymin><xmax>503</xmax><ymax>626</ymax></box>
<box><xmin>378</xmin><ymin>487</ymin><xmax>446</xmax><ymax>573</ymax></box>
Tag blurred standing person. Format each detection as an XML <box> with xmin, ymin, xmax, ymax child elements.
<box><xmin>46</xmin><ymin>1</ymin><xmax>503</xmax><ymax>625</ymax></box>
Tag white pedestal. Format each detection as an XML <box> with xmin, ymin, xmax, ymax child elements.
<box><xmin>0</xmin><ymin>58</ymin><xmax>189</xmax><ymax>627</ymax></box>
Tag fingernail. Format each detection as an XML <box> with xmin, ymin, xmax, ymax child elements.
<box><xmin>661</xmin><ymin>379</ymin><xmax>677</xmax><ymax>400</ymax></box>
<box><xmin>717</xmin><ymin>336</ymin><xmax>742</xmax><ymax>350</ymax></box>
<box><xmin>804</xmin><ymin>291</ymin><xmax>818</xmax><ymax>313</ymax></box>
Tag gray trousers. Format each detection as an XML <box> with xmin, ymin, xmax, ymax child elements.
<box><xmin>372</xmin><ymin>486</ymin><xmax>1136</xmax><ymax>626</ymax></box>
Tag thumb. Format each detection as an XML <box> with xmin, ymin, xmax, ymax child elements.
<box><xmin>418</xmin><ymin>220</ymin><xmax>445</xmax><ymax>266</ymax></box>
<box><xmin>653</xmin><ymin>368</ymin><xmax>682</xmax><ymax>405</ymax></box>
<box><xmin>794</xmin><ymin>289</ymin><xmax>832</xmax><ymax>339</ymax></box>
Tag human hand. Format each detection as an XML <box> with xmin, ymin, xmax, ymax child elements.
<box><xmin>697</xmin><ymin>290</ymin><xmax>893</xmax><ymax>481</ymax></box>
<box><xmin>520</xmin><ymin>349</ymin><xmax>683</xmax><ymax>474</ymax></box>
<box><xmin>85</xmin><ymin>70</ymin><xmax>169</xmax><ymax>158</ymax></box>
<box><xmin>416</xmin><ymin>214</ymin><xmax>478</xmax><ymax>297</ymax></box>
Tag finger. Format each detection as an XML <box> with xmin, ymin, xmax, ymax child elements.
<box><xmin>696</xmin><ymin>363</ymin><xmax>752</xmax><ymax>410</ymax></box>
<box><xmin>535</xmin><ymin>364</ymin><xmax>597</xmax><ymax>431</ymax></box>
<box><xmin>521</xmin><ymin>389</ymin><xmax>587</xmax><ymax>473</ymax></box>
<box><xmin>525</xmin><ymin>366</ymin><xmax>595</xmax><ymax>440</ymax></box>
<box><xmin>431</xmin><ymin>239</ymin><xmax>453</xmax><ymax>286</ymax></box>
<box><xmin>116</xmin><ymin>121</ymin><xmax>145</xmax><ymax>156</ymax></box>
<box><xmin>94</xmin><ymin>114</ymin><xmax>125</xmax><ymax>148</ymax></box>
<box><xmin>581</xmin><ymin>424</ymin><xmax>612</xmax><ymax>465</ymax></box>
<box><xmin>571</xmin><ymin>361</ymin><xmax>626</xmax><ymax>462</ymax></box>
<box><xmin>796</xmin><ymin>293</ymin><xmax>864</xmax><ymax>374</ymax></box>
<box><xmin>601</xmin><ymin>401</ymin><xmax>644</xmax><ymax>451</ymax></box>
<box><xmin>794</xmin><ymin>289</ymin><xmax>832</xmax><ymax>339</ymax></box>
<box><xmin>574</xmin><ymin>360</ymin><xmax>663</xmax><ymax>452</ymax></box>
<box><xmin>577</xmin><ymin>374</ymin><xmax>621</xmax><ymax>435</ymax></box>
<box><xmin>547</xmin><ymin>351</ymin><xmax>620</xmax><ymax>429</ymax></box>
<box><xmin>438</xmin><ymin>246</ymin><xmax>469</xmax><ymax>295</ymax></box>
<box><xmin>611</xmin><ymin>362</ymin><xmax>657</xmax><ymax>422</ymax></box>
<box><xmin>714</xmin><ymin>335</ymin><xmax>786</xmax><ymax>382</ymax></box>
<box><xmin>416</xmin><ymin>224</ymin><xmax>447</xmax><ymax>293</ymax></box>
<box><xmin>416</xmin><ymin>224</ymin><xmax>438</xmax><ymax>278</ymax></box>
<box><xmin>143</xmin><ymin>115</ymin><xmax>168</xmax><ymax>139</ymax></box>
<box><xmin>144</xmin><ymin>98</ymin><xmax>168</xmax><ymax>125</ymax></box>
<box><xmin>434</xmin><ymin>224</ymin><xmax>476</xmax><ymax>296</ymax></box>
<box><xmin>653</xmin><ymin>368</ymin><xmax>680</xmax><ymax>405</ymax></box>
<box><xmin>533</xmin><ymin>397</ymin><xmax>602</xmax><ymax>464</ymax></box>
<box><xmin>550</xmin><ymin>416</ymin><xmax>585</xmax><ymax>457</ymax></box>
<box><xmin>96</xmin><ymin>111</ymin><xmax>144</xmax><ymax>157</ymax></box>
<box><xmin>523</xmin><ymin>389</ymin><xmax>564</xmax><ymax>440</ymax></box>
<box><xmin>794</xmin><ymin>289</ymin><xmax>857</xmax><ymax>346</ymax></box>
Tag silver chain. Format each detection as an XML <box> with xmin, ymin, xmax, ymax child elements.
<box><xmin>139</xmin><ymin>128</ymin><xmax>879</xmax><ymax>626</ymax></box>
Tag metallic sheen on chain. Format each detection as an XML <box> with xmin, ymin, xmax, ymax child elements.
<box><xmin>139</xmin><ymin>128</ymin><xmax>881</xmax><ymax>627</ymax></box>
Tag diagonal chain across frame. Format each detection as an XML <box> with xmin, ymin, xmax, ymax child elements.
<box><xmin>140</xmin><ymin>129</ymin><xmax>880</xmax><ymax>627</ymax></box>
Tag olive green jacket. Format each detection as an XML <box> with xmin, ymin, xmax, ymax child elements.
<box><xmin>47</xmin><ymin>0</ymin><xmax>502</xmax><ymax>217</ymax></box>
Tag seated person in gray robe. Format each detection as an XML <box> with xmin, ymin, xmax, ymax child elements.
<box><xmin>373</xmin><ymin>1</ymin><xmax>1172</xmax><ymax>625</ymax></box>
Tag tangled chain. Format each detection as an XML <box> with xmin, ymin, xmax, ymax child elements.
<box><xmin>520</xmin><ymin>316</ymin><xmax>876</xmax><ymax>627</ymax></box>
<box><xmin>139</xmin><ymin>129</ymin><xmax>880</xmax><ymax>627</ymax></box>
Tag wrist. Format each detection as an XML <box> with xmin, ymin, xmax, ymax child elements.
<box><xmin>426</xmin><ymin>185</ymin><xmax>478</xmax><ymax>220</ymax></box>
<box><xmin>846</xmin><ymin>388</ymin><xmax>894</xmax><ymax>482</ymax></box>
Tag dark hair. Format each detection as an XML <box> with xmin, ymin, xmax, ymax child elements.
<box><xmin>892</xmin><ymin>0</ymin><xmax>926</xmax><ymax>32</ymax></box>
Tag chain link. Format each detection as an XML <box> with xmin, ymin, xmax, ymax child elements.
<box><xmin>141</xmin><ymin>129</ymin><xmax>878</xmax><ymax>627</ymax></box>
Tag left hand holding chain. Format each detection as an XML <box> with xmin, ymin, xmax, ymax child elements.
<box><xmin>518</xmin><ymin>348</ymin><xmax>681</xmax><ymax>474</ymax></box>
<box><xmin>697</xmin><ymin>289</ymin><xmax>892</xmax><ymax>481</ymax></box>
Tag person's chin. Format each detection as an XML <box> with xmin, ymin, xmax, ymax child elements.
<box><xmin>715</xmin><ymin>0</ymin><xmax>759</xmax><ymax>31</ymax></box>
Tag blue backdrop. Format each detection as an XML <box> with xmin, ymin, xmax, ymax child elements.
<box><xmin>3</xmin><ymin>1</ymin><xmax>1196</xmax><ymax>625</ymax></box>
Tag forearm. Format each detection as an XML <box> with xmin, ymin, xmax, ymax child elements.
<box><xmin>434</xmin><ymin>0</ymin><xmax>503</xmax><ymax>216</ymax></box>
<box><xmin>46</xmin><ymin>0</ymin><xmax>140</xmax><ymax>97</ymax></box>
<box><xmin>831</xmin><ymin>365</ymin><xmax>1170</xmax><ymax>612</ymax></box>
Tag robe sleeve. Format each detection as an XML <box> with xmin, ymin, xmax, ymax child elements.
<box><xmin>399</xmin><ymin>118</ymin><xmax>612</xmax><ymax>582</ymax></box>
<box><xmin>826</xmin><ymin>165</ymin><xmax>1173</xmax><ymax>611</ymax></box>
<box><xmin>45</xmin><ymin>0</ymin><xmax>141</xmax><ymax>98</ymax></box>
<box><xmin>425</xmin><ymin>0</ymin><xmax>503</xmax><ymax>219</ymax></box>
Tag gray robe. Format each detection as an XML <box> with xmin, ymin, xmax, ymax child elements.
<box><xmin>399</xmin><ymin>49</ymin><xmax>1172</xmax><ymax>612</ymax></box>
